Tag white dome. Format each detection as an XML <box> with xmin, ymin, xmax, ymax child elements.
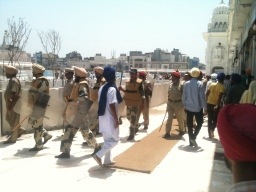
<box><xmin>208</xmin><ymin>0</ymin><xmax>229</xmax><ymax>32</ymax></box>
<box><xmin>213</xmin><ymin>1</ymin><xmax>229</xmax><ymax>15</ymax></box>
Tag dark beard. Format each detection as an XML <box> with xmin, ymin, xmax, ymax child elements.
<box><xmin>96</xmin><ymin>76</ymin><xmax>102</xmax><ymax>82</ymax></box>
<box><xmin>75</xmin><ymin>76</ymin><xmax>80</xmax><ymax>83</ymax></box>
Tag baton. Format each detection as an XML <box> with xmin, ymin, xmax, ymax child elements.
<box><xmin>119</xmin><ymin>70</ymin><xmax>123</xmax><ymax>87</ymax></box>
<box><xmin>6</xmin><ymin>115</ymin><xmax>28</xmax><ymax>137</ymax></box>
<box><xmin>6</xmin><ymin>113</ymin><xmax>50</xmax><ymax>137</ymax></box>
<box><xmin>159</xmin><ymin>110</ymin><xmax>168</xmax><ymax>132</ymax></box>
<box><xmin>118</xmin><ymin>70</ymin><xmax>124</xmax><ymax>124</ymax></box>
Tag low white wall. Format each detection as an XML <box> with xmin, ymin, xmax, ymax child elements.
<box><xmin>0</xmin><ymin>82</ymin><xmax>170</xmax><ymax>135</ymax></box>
<box><xmin>150</xmin><ymin>82</ymin><xmax>169</xmax><ymax>108</ymax></box>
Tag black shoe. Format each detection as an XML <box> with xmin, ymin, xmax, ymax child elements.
<box><xmin>91</xmin><ymin>145</ymin><xmax>102</xmax><ymax>156</ymax></box>
<box><xmin>143</xmin><ymin>126</ymin><xmax>148</xmax><ymax>130</ymax></box>
<box><xmin>127</xmin><ymin>135</ymin><xmax>134</xmax><ymax>141</ymax></box>
<box><xmin>190</xmin><ymin>139</ymin><xmax>198</xmax><ymax>147</ymax></box>
<box><xmin>29</xmin><ymin>147</ymin><xmax>43</xmax><ymax>152</ymax></box>
<box><xmin>162</xmin><ymin>133</ymin><xmax>171</xmax><ymax>139</ymax></box>
<box><xmin>135</xmin><ymin>128</ymin><xmax>138</xmax><ymax>134</ymax></box>
<box><xmin>3</xmin><ymin>140</ymin><xmax>16</xmax><ymax>144</ymax></box>
<box><xmin>43</xmin><ymin>135</ymin><xmax>52</xmax><ymax>144</ymax></box>
<box><xmin>55</xmin><ymin>153</ymin><xmax>70</xmax><ymax>158</ymax></box>
<box><xmin>179</xmin><ymin>131</ymin><xmax>185</xmax><ymax>136</ymax></box>
<box><xmin>82</xmin><ymin>141</ymin><xmax>88</xmax><ymax>146</ymax></box>
<box><xmin>209</xmin><ymin>130</ymin><xmax>214</xmax><ymax>138</ymax></box>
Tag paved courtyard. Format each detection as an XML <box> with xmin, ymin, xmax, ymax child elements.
<box><xmin>0</xmin><ymin>104</ymin><xmax>232</xmax><ymax>192</ymax></box>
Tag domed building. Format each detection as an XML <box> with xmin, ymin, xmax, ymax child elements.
<box><xmin>203</xmin><ymin>0</ymin><xmax>229</xmax><ymax>75</ymax></box>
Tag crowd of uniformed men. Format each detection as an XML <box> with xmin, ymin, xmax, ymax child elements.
<box><xmin>2</xmin><ymin>64</ymin><xmax>152</xmax><ymax>158</ymax></box>
<box><xmin>2</xmin><ymin>63</ymin><xmax>254</xmax><ymax>157</ymax></box>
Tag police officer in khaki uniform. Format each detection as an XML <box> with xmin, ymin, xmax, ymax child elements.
<box><xmin>61</xmin><ymin>67</ymin><xmax>75</xmax><ymax>132</ymax></box>
<box><xmin>62</xmin><ymin>68</ymin><xmax>75</xmax><ymax>104</ymax></box>
<box><xmin>162</xmin><ymin>71</ymin><xmax>185</xmax><ymax>139</ymax></box>
<box><xmin>3</xmin><ymin>65</ymin><xmax>25</xmax><ymax>144</ymax></box>
<box><xmin>138</xmin><ymin>71</ymin><xmax>152</xmax><ymax>130</ymax></box>
<box><xmin>55</xmin><ymin>67</ymin><xmax>101</xmax><ymax>158</ymax></box>
<box><xmin>28</xmin><ymin>63</ymin><xmax>52</xmax><ymax>151</ymax></box>
<box><xmin>119</xmin><ymin>68</ymin><xmax>143</xmax><ymax>140</ymax></box>
<box><xmin>87</xmin><ymin>66</ymin><xmax>105</xmax><ymax>136</ymax></box>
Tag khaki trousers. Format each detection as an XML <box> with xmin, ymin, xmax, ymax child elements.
<box><xmin>165</xmin><ymin>101</ymin><xmax>185</xmax><ymax>133</ymax></box>
<box><xmin>138</xmin><ymin>98</ymin><xmax>150</xmax><ymax>126</ymax></box>
<box><xmin>5</xmin><ymin>109</ymin><xmax>22</xmax><ymax>142</ymax></box>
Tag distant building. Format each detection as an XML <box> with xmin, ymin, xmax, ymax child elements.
<box><xmin>189</xmin><ymin>57</ymin><xmax>200</xmax><ymax>68</ymax></box>
<box><xmin>0</xmin><ymin>30</ymin><xmax>31</xmax><ymax>63</ymax></box>
<box><xmin>203</xmin><ymin>1</ymin><xmax>229</xmax><ymax>75</ymax></box>
<box><xmin>117</xmin><ymin>54</ymin><xmax>129</xmax><ymax>71</ymax></box>
<box><xmin>171</xmin><ymin>48</ymin><xmax>182</xmax><ymax>62</ymax></box>
<box><xmin>128</xmin><ymin>48</ymin><xmax>190</xmax><ymax>71</ymax></box>
<box><xmin>129</xmin><ymin>51</ymin><xmax>143</xmax><ymax>56</ymax></box>
<box><xmin>94</xmin><ymin>53</ymin><xmax>106</xmax><ymax>61</ymax></box>
<box><xmin>129</xmin><ymin>51</ymin><xmax>151</xmax><ymax>69</ymax></box>
<box><xmin>150</xmin><ymin>48</ymin><xmax>173</xmax><ymax>62</ymax></box>
<box><xmin>33</xmin><ymin>51</ymin><xmax>58</xmax><ymax>70</ymax></box>
<box><xmin>0</xmin><ymin>26</ymin><xmax>203</xmax><ymax>74</ymax></box>
<box><xmin>33</xmin><ymin>51</ymin><xmax>43</xmax><ymax>64</ymax></box>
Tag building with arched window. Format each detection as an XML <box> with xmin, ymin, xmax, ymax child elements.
<box><xmin>203</xmin><ymin>0</ymin><xmax>229</xmax><ymax>75</ymax></box>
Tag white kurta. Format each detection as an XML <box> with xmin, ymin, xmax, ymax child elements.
<box><xmin>97</xmin><ymin>85</ymin><xmax>119</xmax><ymax>164</ymax></box>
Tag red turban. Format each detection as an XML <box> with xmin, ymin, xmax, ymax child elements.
<box><xmin>172</xmin><ymin>72</ymin><xmax>181</xmax><ymax>79</ymax></box>
<box><xmin>217</xmin><ymin>104</ymin><xmax>256</xmax><ymax>162</ymax></box>
<box><xmin>139</xmin><ymin>71</ymin><xmax>147</xmax><ymax>77</ymax></box>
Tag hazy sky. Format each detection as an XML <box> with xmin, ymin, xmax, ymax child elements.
<box><xmin>0</xmin><ymin>0</ymin><xmax>226</xmax><ymax>63</ymax></box>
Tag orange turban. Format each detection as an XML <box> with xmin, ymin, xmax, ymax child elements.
<box><xmin>217</xmin><ymin>104</ymin><xmax>256</xmax><ymax>161</ymax></box>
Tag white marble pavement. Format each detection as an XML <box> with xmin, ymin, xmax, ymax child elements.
<box><xmin>0</xmin><ymin>104</ymin><xmax>232</xmax><ymax>192</ymax></box>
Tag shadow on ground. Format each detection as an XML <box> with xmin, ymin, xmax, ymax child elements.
<box><xmin>55</xmin><ymin>154</ymin><xmax>92</xmax><ymax>168</ymax></box>
<box><xmin>178</xmin><ymin>144</ymin><xmax>204</xmax><ymax>153</ymax></box>
<box><xmin>88</xmin><ymin>166</ymin><xmax>117</xmax><ymax>179</ymax></box>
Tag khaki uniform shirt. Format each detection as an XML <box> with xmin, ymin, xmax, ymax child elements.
<box><xmin>4</xmin><ymin>77</ymin><xmax>21</xmax><ymax>100</ymax></box>
<box><xmin>168</xmin><ymin>82</ymin><xmax>183</xmax><ymax>102</ymax></box>
<box><xmin>63</xmin><ymin>78</ymin><xmax>74</xmax><ymax>102</ymax></box>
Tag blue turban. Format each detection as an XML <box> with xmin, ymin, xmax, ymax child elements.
<box><xmin>103</xmin><ymin>66</ymin><xmax>116</xmax><ymax>82</ymax></box>
<box><xmin>217</xmin><ymin>72</ymin><xmax>225</xmax><ymax>81</ymax></box>
<box><xmin>231</xmin><ymin>73</ymin><xmax>241</xmax><ymax>83</ymax></box>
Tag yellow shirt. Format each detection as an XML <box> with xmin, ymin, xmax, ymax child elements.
<box><xmin>207</xmin><ymin>82</ymin><xmax>225</xmax><ymax>105</ymax></box>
